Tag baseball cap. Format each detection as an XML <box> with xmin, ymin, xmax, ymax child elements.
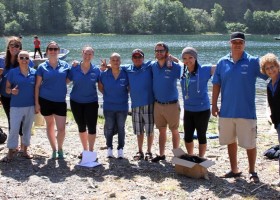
<box><xmin>230</xmin><ymin>32</ymin><xmax>245</xmax><ymax>41</ymax></box>
<box><xmin>132</xmin><ymin>49</ymin><xmax>144</xmax><ymax>57</ymax></box>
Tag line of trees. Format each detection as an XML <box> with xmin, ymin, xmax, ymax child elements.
<box><xmin>0</xmin><ymin>0</ymin><xmax>279</xmax><ymax>35</ymax></box>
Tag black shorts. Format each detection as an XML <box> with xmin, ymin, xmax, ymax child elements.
<box><xmin>39</xmin><ymin>97</ymin><xmax>67</xmax><ymax>116</ymax></box>
<box><xmin>70</xmin><ymin>100</ymin><xmax>99</xmax><ymax>134</ymax></box>
<box><xmin>183</xmin><ymin>109</ymin><xmax>210</xmax><ymax>144</ymax></box>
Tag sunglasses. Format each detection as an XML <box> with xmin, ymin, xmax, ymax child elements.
<box><xmin>9</xmin><ymin>44</ymin><xmax>20</xmax><ymax>48</ymax></box>
<box><xmin>132</xmin><ymin>56</ymin><xmax>143</xmax><ymax>59</ymax></box>
<box><xmin>19</xmin><ymin>57</ymin><xmax>29</xmax><ymax>60</ymax></box>
<box><xmin>265</xmin><ymin>65</ymin><xmax>276</xmax><ymax>71</ymax></box>
<box><xmin>48</xmin><ymin>47</ymin><xmax>59</xmax><ymax>51</ymax></box>
<box><xmin>155</xmin><ymin>49</ymin><xmax>166</xmax><ymax>53</ymax></box>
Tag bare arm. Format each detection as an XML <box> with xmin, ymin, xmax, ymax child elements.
<box><xmin>212</xmin><ymin>84</ymin><xmax>221</xmax><ymax>117</ymax></box>
<box><xmin>98</xmin><ymin>81</ymin><xmax>104</xmax><ymax>94</ymax></box>
<box><xmin>35</xmin><ymin>76</ymin><xmax>42</xmax><ymax>114</ymax></box>
<box><xmin>211</xmin><ymin>65</ymin><xmax>216</xmax><ymax>75</ymax></box>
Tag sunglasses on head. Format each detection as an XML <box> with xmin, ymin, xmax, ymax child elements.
<box><xmin>132</xmin><ymin>55</ymin><xmax>143</xmax><ymax>59</ymax></box>
<box><xmin>19</xmin><ymin>57</ymin><xmax>29</xmax><ymax>60</ymax></box>
<box><xmin>48</xmin><ymin>47</ymin><xmax>59</xmax><ymax>51</ymax></box>
<box><xmin>155</xmin><ymin>49</ymin><xmax>166</xmax><ymax>53</ymax></box>
<box><xmin>9</xmin><ymin>44</ymin><xmax>20</xmax><ymax>48</ymax></box>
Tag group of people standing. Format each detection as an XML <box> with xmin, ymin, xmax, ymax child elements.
<box><xmin>0</xmin><ymin>32</ymin><xmax>279</xmax><ymax>186</ymax></box>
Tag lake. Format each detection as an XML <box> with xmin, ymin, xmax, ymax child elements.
<box><xmin>1</xmin><ymin>34</ymin><xmax>279</xmax><ymax>121</ymax></box>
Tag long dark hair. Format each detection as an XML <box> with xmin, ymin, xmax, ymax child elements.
<box><xmin>5</xmin><ymin>36</ymin><xmax>22</xmax><ymax>69</ymax></box>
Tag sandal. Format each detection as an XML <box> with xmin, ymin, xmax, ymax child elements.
<box><xmin>144</xmin><ymin>152</ymin><xmax>153</xmax><ymax>161</ymax></box>
<box><xmin>249</xmin><ymin>172</ymin><xmax>260</xmax><ymax>183</ymax></box>
<box><xmin>133</xmin><ymin>151</ymin><xmax>144</xmax><ymax>161</ymax></box>
<box><xmin>151</xmin><ymin>155</ymin><xmax>166</xmax><ymax>163</ymax></box>
<box><xmin>22</xmin><ymin>153</ymin><xmax>34</xmax><ymax>159</ymax></box>
<box><xmin>221</xmin><ymin>170</ymin><xmax>242</xmax><ymax>178</ymax></box>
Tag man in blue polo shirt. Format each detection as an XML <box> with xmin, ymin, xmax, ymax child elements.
<box><xmin>151</xmin><ymin>42</ymin><xmax>182</xmax><ymax>162</ymax></box>
<box><xmin>212</xmin><ymin>32</ymin><xmax>267</xmax><ymax>183</ymax></box>
<box><xmin>123</xmin><ymin>49</ymin><xmax>155</xmax><ymax>161</ymax></box>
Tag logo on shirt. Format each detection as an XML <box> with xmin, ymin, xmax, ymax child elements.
<box><xmin>241</xmin><ymin>64</ymin><xmax>248</xmax><ymax>75</ymax></box>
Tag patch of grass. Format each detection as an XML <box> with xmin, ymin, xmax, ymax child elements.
<box><xmin>0</xmin><ymin>107</ymin><xmax>6</xmax><ymax>118</ymax></box>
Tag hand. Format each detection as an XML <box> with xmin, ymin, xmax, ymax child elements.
<box><xmin>11</xmin><ymin>85</ymin><xmax>19</xmax><ymax>95</ymax></box>
<box><xmin>35</xmin><ymin>104</ymin><xmax>41</xmax><ymax>114</ymax></box>
<box><xmin>71</xmin><ymin>60</ymin><xmax>79</xmax><ymax>67</ymax></box>
<box><xmin>100</xmin><ymin>59</ymin><xmax>108</xmax><ymax>71</ymax></box>
<box><xmin>211</xmin><ymin>105</ymin><xmax>219</xmax><ymax>117</ymax></box>
<box><xmin>0</xmin><ymin>68</ymin><xmax>3</xmax><ymax>76</ymax></box>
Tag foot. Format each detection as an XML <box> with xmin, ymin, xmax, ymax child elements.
<box><xmin>221</xmin><ymin>170</ymin><xmax>242</xmax><ymax>178</ymax></box>
<box><xmin>22</xmin><ymin>152</ymin><xmax>34</xmax><ymax>159</ymax></box>
<box><xmin>133</xmin><ymin>151</ymin><xmax>144</xmax><ymax>161</ymax></box>
<box><xmin>144</xmin><ymin>152</ymin><xmax>153</xmax><ymax>161</ymax></box>
<box><xmin>107</xmin><ymin>148</ymin><xmax>113</xmax><ymax>158</ymax></box>
<box><xmin>249</xmin><ymin>172</ymin><xmax>260</xmax><ymax>183</ymax></box>
<box><xmin>151</xmin><ymin>155</ymin><xmax>166</xmax><ymax>163</ymax></box>
<box><xmin>52</xmin><ymin>151</ymin><xmax>57</xmax><ymax>159</ymax></box>
<box><xmin>118</xmin><ymin>149</ymin><xmax>124</xmax><ymax>159</ymax></box>
<box><xmin>57</xmin><ymin>150</ymin><xmax>64</xmax><ymax>159</ymax></box>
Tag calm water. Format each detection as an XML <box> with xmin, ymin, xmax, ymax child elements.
<box><xmin>1</xmin><ymin>34</ymin><xmax>279</xmax><ymax>119</ymax></box>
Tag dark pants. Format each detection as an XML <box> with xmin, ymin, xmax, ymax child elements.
<box><xmin>1</xmin><ymin>96</ymin><xmax>23</xmax><ymax>136</ymax></box>
<box><xmin>34</xmin><ymin>48</ymin><xmax>43</xmax><ymax>58</ymax></box>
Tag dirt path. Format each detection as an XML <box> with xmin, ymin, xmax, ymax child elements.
<box><xmin>0</xmin><ymin>113</ymin><xmax>279</xmax><ymax>200</ymax></box>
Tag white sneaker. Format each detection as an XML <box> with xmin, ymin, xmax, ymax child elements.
<box><xmin>107</xmin><ymin>148</ymin><xmax>113</xmax><ymax>158</ymax></box>
<box><xmin>118</xmin><ymin>149</ymin><xmax>124</xmax><ymax>159</ymax></box>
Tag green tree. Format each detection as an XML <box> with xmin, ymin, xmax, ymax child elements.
<box><xmin>132</xmin><ymin>4</ymin><xmax>152</xmax><ymax>34</ymax></box>
<box><xmin>226</xmin><ymin>22</ymin><xmax>247</xmax><ymax>33</ymax></box>
<box><xmin>90</xmin><ymin>0</ymin><xmax>108</xmax><ymax>33</ymax></box>
<box><xmin>0</xmin><ymin>3</ymin><xmax>5</xmax><ymax>35</ymax></box>
<box><xmin>4</xmin><ymin>20</ymin><xmax>21</xmax><ymax>35</ymax></box>
<box><xmin>211</xmin><ymin>3</ymin><xmax>226</xmax><ymax>33</ymax></box>
<box><xmin>189</xmin><ymin>8</ymin><xmax>213</xmax><ymax>33</ymax></box>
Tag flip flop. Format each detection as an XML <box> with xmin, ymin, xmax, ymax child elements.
<box><xmin>221</xmin><ymin>170</ymin><xmax>242</xmax><ymax>178</ymax></box>
<box><xmin>133</xmin><ymin>152</ymin><xmax>144</xmax><ymax>161</ymax></box>
<box><xmin>144</xmin><ymin>152</ymin><xmax>153</xmax><ymax>161</ymax></box>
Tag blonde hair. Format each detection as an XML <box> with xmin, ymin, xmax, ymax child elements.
<box><xmin>260</xmin><ymin>53</ymin><xmax>280</xmax><ymax>75</ymax></box>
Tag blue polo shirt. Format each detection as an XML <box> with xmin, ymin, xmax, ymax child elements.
<box><xmin>0</xmin><ymin>57</ymin><xmax>34</xmax><ymax>97</ymax></box>
<box><xmin>180</xmin><ymin>64</ymin><xmax>212</xmax><ymax>112</ymax></box>
<box><xmin>36</xmin><ymin>60</ymin><xmax>69</xmax><ymax>102</ymax></box>
<box><xmin>212</xmin><ymin>52</ymin><xmax>267</xmax><ymax>119</ymax></box>
<box><xmin>152</xmin><ymin>61</ymin><xmax>182</xmax><ymax>102</ymax></box>
<box><xmin>68</xmin><ymin>64</ymin><xmax>100</xmax><ymax>103</ymax></box>
<box><xmin>122</xmin><ymin>61</ymin><xmax>154</xmax><ymax>108</ymax></box>
<box><xmin>100</xmin><ymin>68</ymin><xmax>129</xmax><ymax>111</ymax></box>
<box><xmin>7</xmin><ymin>67</ymin><xmax>36</xmax><ymax>107</ymax></box>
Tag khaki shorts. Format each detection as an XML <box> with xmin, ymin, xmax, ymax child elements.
<box><xmin>154</xmin><ymin>102</ymin><xmax>180</xmax><ymax>130</ymax></box>
<box><xmin>218</xmin><ymin>118</ymin><xmax>257</xmax><ymax>149</ymax></box>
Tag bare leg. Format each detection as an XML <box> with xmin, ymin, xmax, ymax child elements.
<box><xmin>159</xmin><ymin>127</ymin><xmax>167</xmax><ymax>156</ymax></box>
<box><xmin>185</xmin><ymin>141</ymin><xmax>194</xmax><ymax>155</ymax></box>
<box><xmin>137</xmin><ymin>134</ymin><xmax>144</xmax><ymax>153</ymax></box>
<box><xmin>79</xmin><ymin>131</ymin><xmax>88</xmax><ymax>151</ymax></box>
<box><xmin>228</xmin><ymin>142</ymin><xmax>240</xmax><ymax>173</ymax></box>
<box><xmin>54</xmin><ymin>115</ymin><xmax>66</xmax><ymax>151</ymax></box>
<box><xmin>247</xmin><ymin>147</ymin><xmax>257</xmax><ymax>173</ymax></box>
<box><xmin>44</xmin><ymin>115</ymin><xmax>56</xmax><ymax>151</ymax></box>
<box><xmin>88</xmin><ymin>134</ymin><xmax>96</xmax><ymax>151</ymax></box>
<box><xmin>147</xmin><ymin>134</ymin><xmax>154</xmax><ymax>153</ymax></box>
<box><xmin>198</xmin><ymin>143</ymin><xmax>207</xmax><ymax>157</ymax></box>
<box><xmin>171</xmin><ymin>129</ymin><xmax>180</xmax><ymax>149</ymax></box>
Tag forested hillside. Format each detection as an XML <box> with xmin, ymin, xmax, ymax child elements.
<box><xmin>0</xmin><ymin>0</ymin><xmax>279</xmax><ymax>35</ymax></box>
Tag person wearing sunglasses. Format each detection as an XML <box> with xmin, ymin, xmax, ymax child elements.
<box><xmin>67</xmin><ymin>46</ymin><xmax>100</xmax><ymax>159</ymax></box>
<box><xmin>0</xmin><ymin>36</ymin><xmax>34</xmax><ymax>151</ymax></box>
<box><xmin>2</xmin><ymin>51</ymin><xmax>36</xmax><ymax>162</ymax></box>
<box><xmin>180</xmin><ymin>47</ymin><xmax>215</xmax><ymax>158</ymax></box>
<box><xmin>151</xmin><ymin>42</ymin><xmax>182</xmax><ymax>163</ymax></box>
<box><xmin>260</xmin><ymin>53</ymin><xmax>280</xmax><ymax>187</ymax></box>
<box><xmin>122</xmin><ymin>49</ymin><xmax>155</xmax><ymax>161</ymax></box>
<box><xmin>35</xmin><ymin>41</ymin><xmax>70</xmax><ymax>159</ymax></box>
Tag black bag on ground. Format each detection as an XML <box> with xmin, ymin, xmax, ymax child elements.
<box><xmin>0</xmin><ymin>128</ymin><xmax>7</xmax><ymax>144</ymax></box>
<box><xmin>263</xmin><ymin>145</ymin><xmax>280</xmax><ymax>159</ymax></box>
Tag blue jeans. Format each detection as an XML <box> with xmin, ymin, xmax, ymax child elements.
<box><xmin>276</xmin><ymin>124</ymin><xmax>280</xmax><ymax>175</ymax></box>
<box><xmin>104</xmin><ymin>110</ymin><xmax>128</xmax><ymax>150</ymax></box>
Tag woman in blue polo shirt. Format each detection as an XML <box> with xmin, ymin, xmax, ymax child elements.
<box><xmin>99</xmin><ymin>53</ymin><xmax>129</xmax><ymax>159</ymax></box>
<box><xmin>67</xmin><ymin>46</ymin><xmax>100</xmax><ymax>158</ymax></box>
<box><xmin>0</xmin><ymin>36</ymin><xmax>34</xmax><ymax>150</ymax></box>
<box><xmin>3</xmin><ymin>51</ymin><xmax>36</xmax><ymax>162</ymax></box>
<box><xmin>35</xmin><ymin>41</ymin><xmax>70</xmax><ymax>159</ymax></box>
<box><xmin>180</xmin><ymin>47</ymin><xmax>215</xmax><ymax>157</ymax></box>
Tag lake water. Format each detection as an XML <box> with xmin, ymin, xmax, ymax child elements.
<box><xmin>1</xmin><ymin>34</ymin><xmax>279</xmax><ymax>121</ymax></box>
